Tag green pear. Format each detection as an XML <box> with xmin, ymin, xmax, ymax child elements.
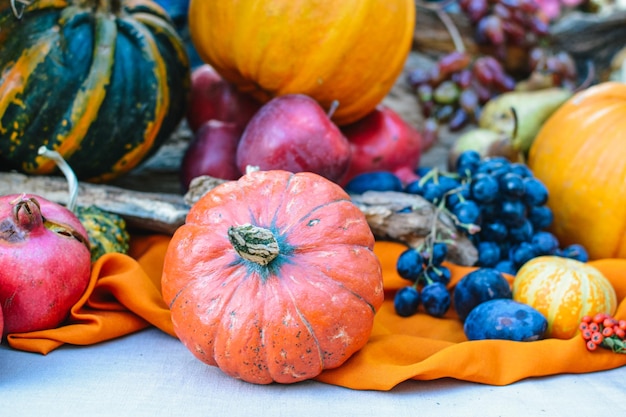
<box><xmin>478</xmin><ymin>88</ymin><xmax>572</xmax><ymax>154</ymax></box>
<box><xmin>448</xmin><ymin>128</ymin><xmax>522</xmax><ymax>171</ymax></box>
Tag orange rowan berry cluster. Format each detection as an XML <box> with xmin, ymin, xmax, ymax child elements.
<box><xmin>580</xmin><ymin>313</ymin><xmax>626</xmax><ymax>353</ymax></box>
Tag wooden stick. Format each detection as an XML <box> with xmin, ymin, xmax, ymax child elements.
<box><xmin>0</xmin><ymin>172</ymin><xmax>478</xmax><ymax>265</ymax></box>
<box><xmin>185</xmin><ymin>176</ymin><xmax>479</xmax><ymax>266</ymax></box>
<box><xmin>0</xmin><ymin>172</ymin><xmax>189</xmax><ymax>235</ymax></box>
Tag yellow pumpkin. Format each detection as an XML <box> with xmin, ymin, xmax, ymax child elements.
<box><xmin>187</xmin><ymin>0</ymin><xmax>415</xmax><ymax>126</ymax></box>
<box><xmin>527</xmin><ymin>82</ymin><xmax>626</xmax><ymax>260</ymax></box>
<box><xmin>513</xmin><ymin>256</ymin><xmax>617</xmax><ymax>339</ymax></box>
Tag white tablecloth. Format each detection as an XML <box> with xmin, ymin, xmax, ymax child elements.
<box><xmin>2</xmin><ymin>327</ymin><xmax>625</xmax><ymax>416</ymax></box>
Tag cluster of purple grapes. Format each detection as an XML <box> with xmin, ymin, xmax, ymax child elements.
<box><xmin>523</xmin><ymin>46</ymin><xmax>579</xmax><ymax>90</ymax></box>
<box><xmin>406</xmin><ymin>51</ymin><xmax>515</xmax><ymax>133</ymax></box>
<box><xmin>459</xmin><ymin>0</ymin><xmax>551</xmax><ymax>55</ymax></box>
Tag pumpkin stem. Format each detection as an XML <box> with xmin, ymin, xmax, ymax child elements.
<box><xmin>10</xmin><ymin>0</ymin><xmax>30</xmax><ymax>20</ymax></box>
<box><xmin>37</xmin><ymin>146</ymin><xmax>79</xmax><ymax>213</ymax></box>
<box><xmin>228</xmin><ymin>224</ymin><xmax>280</xmax><ymax>266</ymax></box>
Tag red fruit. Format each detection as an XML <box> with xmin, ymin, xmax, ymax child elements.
<box><xmin>340</xmin><ymin>105</ymin><xmax>422</xmax><ymax>185</ymax></box>
<box><xmin>0</xmin><ymin>194</ymin><xmax>91</xmax><ymax>336</ymax></box>
<box><xmin>236</xmin><ymin>94</ymin><xmax>352</xmax><ymax>183</ymax></box>
<box><xmin>180</xmin><ymin>120</ymin><xmax>242</xmax><ymax>191</ymax></box>
<box><xmin>186</xmin><ymin>64</ymin><xmax>261</xmax><ymax>132</ymax></box>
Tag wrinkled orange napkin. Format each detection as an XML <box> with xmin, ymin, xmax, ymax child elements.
<box><xmin>7</xmin><ymin>235</ymin><xmax>176</xmax><ymax>354</ymax></box>
<box><xmin>7</xmin><ymin>235</ymin><xmax>626</xmax><ymax>390</ymax></box>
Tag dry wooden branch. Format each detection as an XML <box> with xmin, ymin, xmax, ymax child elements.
<box><xmin>0</xmin><ymin>172</ymin><xmax>478</xmax><ymax>265</ymax></box>
<box><xmin>0</xmin><ymin>172</ymin><xmax>189</xmax><ymax>235</ymax></box>
<box><xmin>185</xmin><ymin>176</ymin><xmax>478</xmax><ymax>266</ymax></box>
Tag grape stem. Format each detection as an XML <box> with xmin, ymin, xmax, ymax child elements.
<box><xmin>415</xmin><ymin>0</ymin><xmax>466</xmax><ymax>53</ymax></box>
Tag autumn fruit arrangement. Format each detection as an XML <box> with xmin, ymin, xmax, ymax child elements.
<box><xmin>1</xmin><ymin>0</ymin><xmax>626</xmax><ymax>389</ymax></box>
<box><xmin>164</xmin><ymin>0</ymin><xmax>626</xmax><ymax>383</ymax></box>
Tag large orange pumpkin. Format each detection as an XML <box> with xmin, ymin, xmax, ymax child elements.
<box><xmin>162</xmin><ymin>170</ymin><xmax>384</xmax><ymax>384</ymax></box>
<box><xmin>513</xmin><ymin>256</ymin><xmax>617</xmax><ymax>339</ymax></box>
<box><xmin>187</xmin><ymin>0</ymin><xmax>415</xmax><ymax>126</ymax></box>
<box><xmin>527</xmin><ymin>82</ymin><xmax>626</xmax><ymax>260</ymax></box>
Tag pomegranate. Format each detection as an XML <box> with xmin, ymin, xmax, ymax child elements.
<box><xmin>0</xmin><ymin>194</ymin><xmax>92</xmax><ymax>336</ymax></box>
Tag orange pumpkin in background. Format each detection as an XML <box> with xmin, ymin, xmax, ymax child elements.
<box><xmin>161</xmin><ymin>170</ymin><xmax>384</xmax><ymax>384</ymax></box>
<box><xmin>513</xmin><ymin>256</ymin><xmax>617</xmax><ymax>339</ymax></box>
<box><xmin>187</xmin><ymin>0</ymin><xmax>416</xmax><ymax>126</ymax></box>
<box><xmin>527</xmin><ymin>82</ymin><xmax>626</xmax><ymax>260</ymax></box>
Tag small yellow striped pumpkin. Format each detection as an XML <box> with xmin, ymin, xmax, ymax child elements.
<box><xmin>513</xmin><ymin>256</ymin><xmax>617</xmax><ymax>339</ymax></box>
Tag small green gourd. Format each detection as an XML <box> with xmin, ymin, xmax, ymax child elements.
<box><xmin>75</xmin><ymin>205</ymin><xmax>130</xmax><ymax>262</ymax></box>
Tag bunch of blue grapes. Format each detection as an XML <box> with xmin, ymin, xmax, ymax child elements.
<box><xmin>343</xmin><ymin>151</ymin><xmax>589</xmax><ymax>318</ymax></box>
<box><xmin>407</xmin><ymin>150</ymin><xmax>588</xmax><ymax>276</ymax></box>
<box><xmin>394</xmin><ymin>240</ymin><xmax>452</xmax><ymax>318</ymax></box>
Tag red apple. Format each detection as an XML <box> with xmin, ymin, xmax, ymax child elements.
<box><xmin>186</xmin><ymin>64</ymin><xmax>261</xmax><ymax>132</ymax></box>
<box><xmin>180</xmin><ymin>120</ymin><xmax>243</xmax><ymax>191</ymax></box>
<box><xmin>340</xmin><ymin>105</ymin><xmax>423</xmax><ymax>185</ymax></box>
<box><xmin>236</xmin><ymin>94</ymin><xmax>352</xmax><ymax>183</ymax></box>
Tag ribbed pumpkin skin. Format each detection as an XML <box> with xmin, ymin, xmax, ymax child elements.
<box><xmin>0</xmin><ymin>0</ymin><xmax>190</xmax><ymax>182</ymax></box>
<box><xmin>527</xmin><ymin>82</ymin><xmax>626</xmax><ymax>260</ymax></box>
<box><xmin>162</xmin><ymin>170</ymin><xmax>384</xmax><ymax>384</ymax></box>
<box><xmin>513</xmin><ymin>256</ymin><xmax>617</xmax><ymax>339</ymax></box>
<box><xmin>188</xmin><ymin>0</ymin><xmax>415</xmax><ymax>126</ymax></box>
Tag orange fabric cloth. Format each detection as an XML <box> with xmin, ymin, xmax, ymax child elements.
<box><xmin>7</xmin><ymin>236</ymin><xmax>626</xmax><ymax>390</ymax></box>
<box><xmin>7</xmin><ymin>235</ymin><xmax>176</xmax><ymax>354</ymax></box>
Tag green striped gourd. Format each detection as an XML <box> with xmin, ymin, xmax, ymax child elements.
<box><xmin>0</xmin><ymin>0</ymin><xmax>190</xmax><ymax>182</ymax></box>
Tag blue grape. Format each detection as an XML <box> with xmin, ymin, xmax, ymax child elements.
<box><xmin>500</xmin><ymin>200</ymin><xmax>527</xmax><ymax>227</ymax></box>
<box><xmin>477</xmin><ymin>241</ymin><xmax>501</xmax><ymax>267</ymax></box>
<box><xmin>415</xmin><ymin>166</ymin><xmax>433</xmax><ymax>177</ymax></box>
<box><xmin>528</xmin><ymin>205</ymin><xmax>553</xmax><ymax>230</ymax></box>
<box><xmin>470</xmin><ymin>173</ymin><xmax>500</xmax><ymax>203</ymax></box>
<box><xmin>558</xmin><ymin>244</ymin><xmax>589</xmax><ymax>262</ymax></box>
<box><xmin>499</xmin><ymin>172</ymin><xmax>526</xmax><ymax>199</ymax></box>
<box><xmin>394</xmin><ymin>286</ymin><xmax>421</xmax><ymax>317</ymax></box>
<box><xmin>508</xmin><ymin>219</ymin><xmax>534</xmax><ymax>243</ymax></box>
<box><xmin>456</xmin><ymin>150</ymin><xmax>482</xmax><ymax>178</ymax></box>
<box><xmin>509</xmin><ymin>242</ymin><xmax>538</xmax><ymax>268</ymax></box>
<box><xmin>476</xmin><ymin>157</ymin><xmax>510</xmax><ymax>178</ymax></box>
<box><xmin>509</xmin><ymin>163</ymin><xmax>533</xmax><ymax>178</ymax></box>
<box><xmin>452</xmin><ymin>200</ymin><xmax>482</xmax><ymax>226</ymax></box>
<box><xmin>421</xmin><ymin>283</ymin><xmax>451</xmax><ymax>318</ymax></box>
<box><xmin>422</xmin><ymin>182</ymin><xmax>445</xmax><ymax>204</ymax></box>
<box><xmin>479</xmin><ymin>202</ymin><xmax>500</xmax><ymax>222</ymax></box>
<box><xmin>494</xmin><ymin>259</ymin><xmax>517</xmax><ymax>275</ymax></box>
<box><xmin>523</xmin><ymin>177</ymin><xmax>549</xmax><ymax>206</ymax></box>
<box><xmin>446</xmin><ymin>183</ymin><xmax>471</xmax><ymax>209</ymax></box>
<box><xmin>425</xmin><ymin>265</ymin><xmax>452</xmax><ymax>286</ymax></box>
<box><xmin>396</xmin><ymin>248</ymin><xmax>425</xmax><ymax>282</ymax></box>
<box><xmin>437</xmin><ymin>175</ymin><xmax>462</xmax><ymax>194</ymax></box>
<box><xmin>480</xmin><ymin>220</ymin><xmax>508</xmax><ymax>242</ymax></box>
<box><xmin>344</xmin><ymin>171</ymin><xmax>404</xmax><ymax>194</ymax></box>
<box><xmin>531</xmin><ymin>231</ymin><xmax>559</xmax><ymax>255</ymax></box>
<box><xmin>405</xmin><ymin>179</ymin><xmax>445</xmax><ymax>204</ymax></box>
<box><xmin>429</xmin><ymin>242</ymin><xmax>448</xmax><ymax>265</ymax></box>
